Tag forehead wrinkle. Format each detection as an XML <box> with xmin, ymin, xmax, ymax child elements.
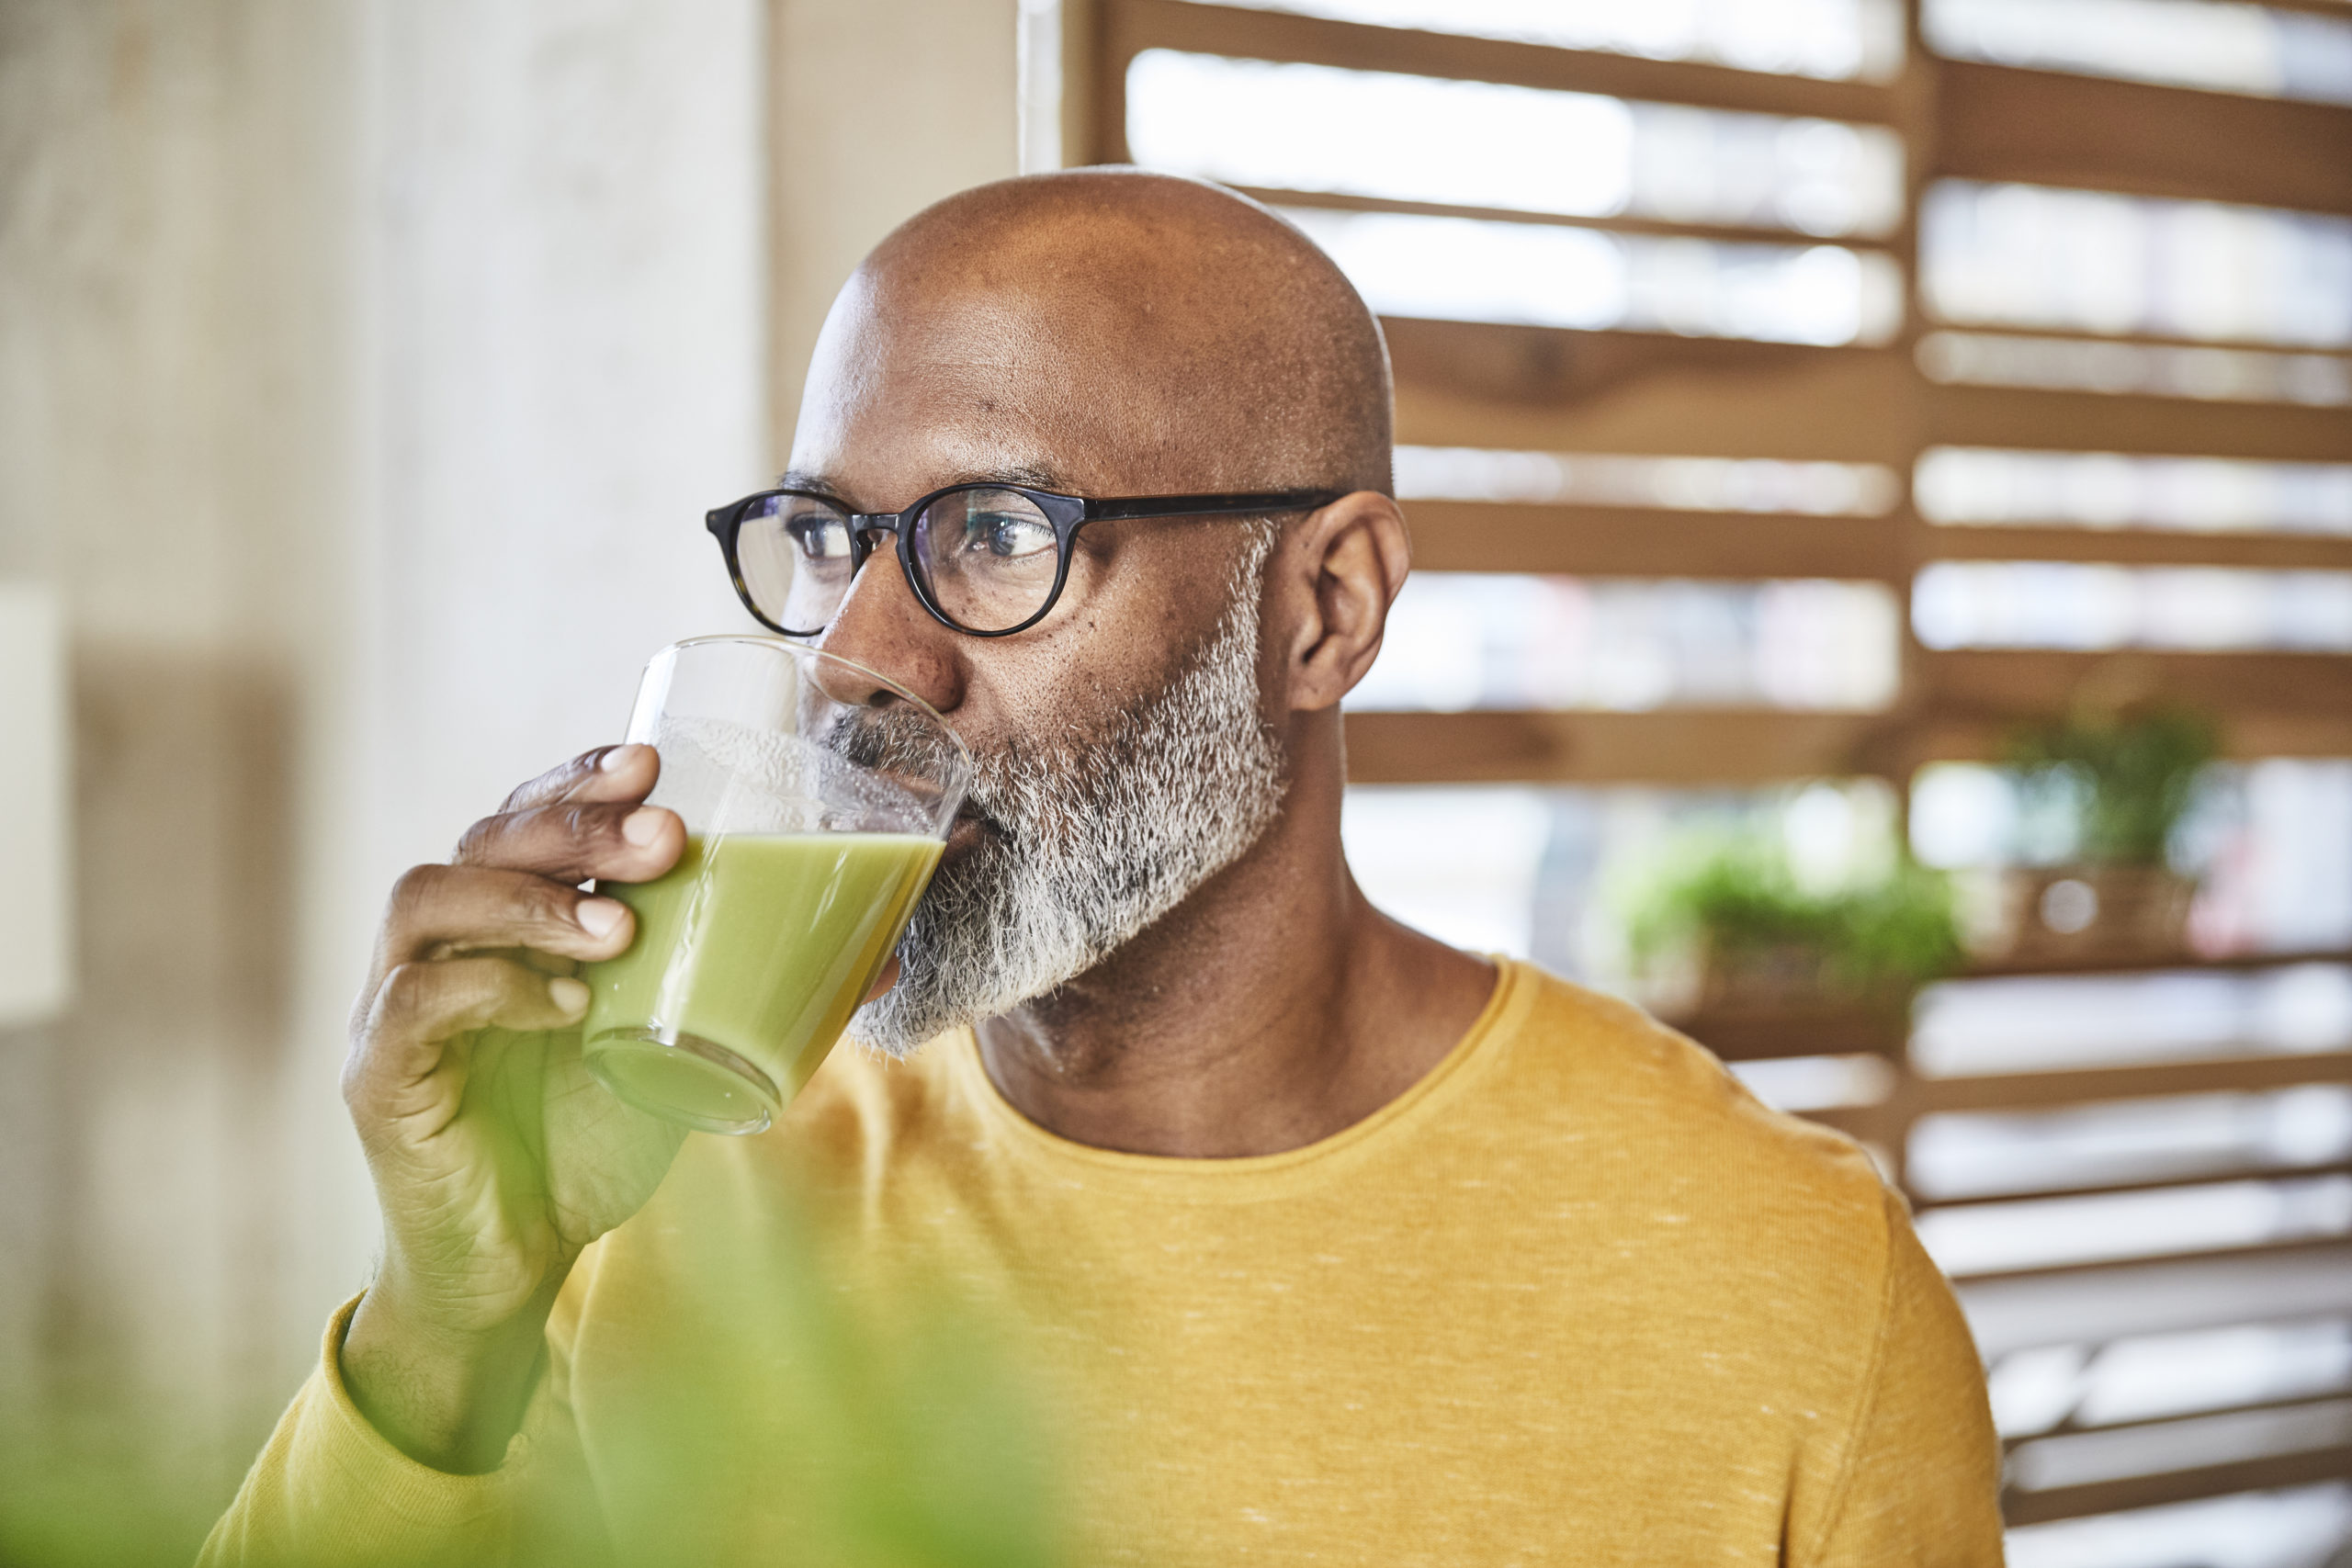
<box><xmin>842</xmin><ymin>295</ymin><xmax>1285</xmax><ymax>494</ymax></box>
<box><xmin>817</xmin><ymin>344</ymin><xmax>1188</xmax><ymax>497</ymax></box>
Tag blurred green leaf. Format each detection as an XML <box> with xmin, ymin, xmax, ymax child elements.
<box><xmin>1621</xmin><ymin>825</ymin><xmax>1962</xmax><ymax>996</ymax></box>
<box><xmin>2004</xmin><ymin>704</ymin><xmax>2219</xmax><ymax>868</ymax></box>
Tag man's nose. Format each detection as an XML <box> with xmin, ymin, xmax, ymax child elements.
<box><xmin>808</xmin><ymin>536</ymin><xmax>965</xmax><ymax>716</ymax></box>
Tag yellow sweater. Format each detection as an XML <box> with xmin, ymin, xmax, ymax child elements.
<box><xmin>204</xmin><ymin>962</ymin><xmax>2004</xmax><ymax>1565</ymax></box>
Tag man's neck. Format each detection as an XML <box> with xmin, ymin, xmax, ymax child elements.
<box><xmin>970</xmin><ymin>767</ymin><xmax>1496</xmax><ymax>1159</ymax></box>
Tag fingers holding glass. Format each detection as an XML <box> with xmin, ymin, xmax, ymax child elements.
<box><xmin>382</xmin><ymin>863</ymin><xmax>637</xmax><ymax>969</ymax></box>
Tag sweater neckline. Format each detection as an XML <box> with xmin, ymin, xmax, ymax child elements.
<box><xmin>941</xmin><ymin>957</ymin><xmax>1527</xmax><ymax>1202</ymax></box>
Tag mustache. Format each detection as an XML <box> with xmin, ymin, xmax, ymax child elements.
<box><xmin>821</xmin><ymin>702</ymin><xmax>1018</xmax><ymax>840</ymax></box>
<box><xmin>822</xmin><ymin>701</ymin><xmax>955</xmax><ymax>770</ymax></box>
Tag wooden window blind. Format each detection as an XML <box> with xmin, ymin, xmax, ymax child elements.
<box><xmin>1061</xmin><ymin>0</ymin><xmax>2352</xmax><ymax>1540</ymax></box>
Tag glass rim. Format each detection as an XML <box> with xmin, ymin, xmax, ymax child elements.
<box><xmin>656</xmin><ymin>633</ymin><xmax>976</xmax><ymax>784</ymax></box>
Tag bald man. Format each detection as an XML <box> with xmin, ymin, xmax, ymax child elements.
<box><xmin>205</xmin><ymin>174</ymin><xmax>2002</xmax><ymax>1565</ymax></box>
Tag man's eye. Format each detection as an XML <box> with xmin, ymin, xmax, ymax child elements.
<box><xmin>971</xmin><ymin>513</ymin><xmax>1054</xmax><ymax>560</ymax></box>
<box><xmin>790</xmin><ymin>518</ymin><xmax>852</xmax><ymax>559</ymax></box>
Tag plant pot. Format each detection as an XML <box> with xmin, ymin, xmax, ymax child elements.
<box><xmin>1644</xmin><ymin>942</ymin><xmax>1916</xmax><ymax>1061</ymax></box>
<box><xmin>1976</xmin><ymin>864</ymin><xmax>2196</xmax><ymax>966</ymax></box>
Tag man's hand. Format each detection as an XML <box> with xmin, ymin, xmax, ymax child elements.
<box><xmin>338</xmin><ymin>743</ymin><xmax>689</xmax><ymax>1472</ymax></box>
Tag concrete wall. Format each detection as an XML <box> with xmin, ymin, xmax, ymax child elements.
<box><xmin>0</xmin><ymin>0</ymin><xmax>1015</xmax><ymax>1552</ymax></box>
<box><xmin>768</xmin><ymin>0</ymin><xmax>1025</xmax><ymax>454</ymax></box>
<box><xmin>0</xmin><ymin>8</ymin><xmax>377</xmax><ymax>1538</ymax></box>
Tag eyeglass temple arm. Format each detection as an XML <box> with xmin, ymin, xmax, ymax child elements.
<box><xmin>1082</xmin><ymin>490</ymin><xmax>1341</xmax><ymax>523</ymax></box>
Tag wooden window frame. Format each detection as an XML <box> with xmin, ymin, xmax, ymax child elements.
<box><xmin>1064</xmin><ymin>0</ymin><xmax>2352</xmax><ymax>1530</ymax></box>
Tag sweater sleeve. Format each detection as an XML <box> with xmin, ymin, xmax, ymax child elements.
<box><xmin>197</xmin><ymin>1293</ymin><xmax>603</xmax><ymax>1568</ymax></box>
<box><xmin>1806</xmin><ymin>1191</ymin><xmax>2008</xmax><ymax>1567</ymax></box>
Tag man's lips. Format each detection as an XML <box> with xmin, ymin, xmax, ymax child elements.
<box><xmin>941</xmin><ymin>807</ymin><xmax>991</xmax><ymax>863</ymax></box>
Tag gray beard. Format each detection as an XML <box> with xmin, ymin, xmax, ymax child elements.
<box><xmin>847</xmin><ymin>531</ymin><xmax>1286</xmax><ymax>1055</ymax></box>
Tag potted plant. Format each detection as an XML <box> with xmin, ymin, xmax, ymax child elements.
<box><xmin>1620</xmin><ymin>828</ymin><xmax>1963</xmax><ymax>1056</ymax></box>
<box><xmin>1989</xmin><ymin>703</ymin><xmax>2217</xmax><ymax>964</ymax></box>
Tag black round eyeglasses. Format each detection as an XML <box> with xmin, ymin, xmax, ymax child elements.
<box><xmin>705</xmin><ymin>481</ymin><xmax>1340</xmax><ymax>638</ymax></box>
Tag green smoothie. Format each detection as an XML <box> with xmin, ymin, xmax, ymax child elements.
<box><xmin>582</xmin><ymin>831</ymin><xmax>942</xmax><ymax>1134</ymax></box>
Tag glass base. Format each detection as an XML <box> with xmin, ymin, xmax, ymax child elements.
<box><xmin>584</xmin><ymin>1027</ymin><xmax>782</xmax><ymax>1135</ymax></box>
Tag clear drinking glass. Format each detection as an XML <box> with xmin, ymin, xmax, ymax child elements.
<box><xmin>581</xmin><ymin>636</ymin><xmax>971</xmax><ymax>1134</ymax></box>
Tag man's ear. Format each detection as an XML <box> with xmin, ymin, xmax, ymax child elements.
<box><xmin>1276</xmin><ymin>490</ymin><xmax>1411</xmax><ymax>715</ymax></box>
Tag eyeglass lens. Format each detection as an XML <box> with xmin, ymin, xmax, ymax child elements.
<box><xmin>735</xmin><ymin>488</ymin><xmax>1062</xmax><ymax>636</ymax></box>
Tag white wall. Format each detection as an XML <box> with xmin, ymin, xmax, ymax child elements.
<box><xmin>360</xmin><ymin>0</ymin><xmax>767</xmax><ymax>884</ymax></box>
<box><xmin>363</xmin><ymin>0</ymin><xmax>1023</xmax><ymax>895</ymax></box>
<box><xmin>0</xmin><ymin>2</ymin><xmax>377</xmax><ymax>1525</ymax></box>
<box><xmin>0</xmin><ymin>0</ymin><xmax>1016</xmax><ymax>1547</ymax></box>
<box><xmin>768</xmin><ymin>0</ymin><xmax>1024</xmax><ymax>452</ymax></box>
<box><xmin>0</xmin><ymin>582</ymin><xmax>69</xmax><ymax>1027</ymax></box>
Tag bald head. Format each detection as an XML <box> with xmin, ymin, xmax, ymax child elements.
<box><xmin>797</xmin><ymin>170</ymin><xmax>1393</xmax><ymax>500</ymax></box>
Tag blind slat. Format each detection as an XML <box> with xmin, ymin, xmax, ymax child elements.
<box><xmin>1101</xmin><ymin>0</ymin><xmax>1897</xmax><ymax>134</ymax></box>
<box><xmin>1939</xmin><ymin>61</ymin><xmax>2352</xmax><ymax>217</ymax></box>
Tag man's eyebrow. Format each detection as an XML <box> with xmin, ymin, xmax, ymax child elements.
<box><xmin>770</xmin><ymin>465</ymin><xmax>1073</xmax><ymax>506</ymax></box>
<box><xmin>975</xmin><ymin>463</ymin><xmax>1066</xmax><ymax>491</ymax></box>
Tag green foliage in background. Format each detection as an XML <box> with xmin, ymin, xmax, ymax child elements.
<box><xmin>2005</xmin><ymin>705</ymin><xmax>2219</xmax><ymax>867</ymax></box>
<box><xmin>1622</xmin><ymin>829</ymin><xmax>1963</xmax><ymax>998</ymax></box>
<box><xmin>0</xmin><ymin>1455</ymin><xmax>218</xmax><ymax>1568</ymax></box>
<box><xmin>1</xmin><ymin>1183</ymin><xmax>1064</xmax><ymax>1568</ymax></box>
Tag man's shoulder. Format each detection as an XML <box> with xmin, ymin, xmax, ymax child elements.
<box><xmin>1478</xmin><ymin>960</ymin><xmax>1892</xmax><ymax>1222</ymax></box>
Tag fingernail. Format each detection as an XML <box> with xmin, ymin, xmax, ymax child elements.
<box><xmin>575</xmin><ymin>897</ymin><xmax>625</xmax><ymax>939</ymax></box>
<box><xmin>548</xmin><ymin>976</ymin><xmax>590</xmax><ymax>1017</ymax></box>
<box><xmin>600</xmin><ymin>744</ymin><xmax>641</xmax><ymax>773</ymax></box>
<box><xmin>622</xmin><ymin>808</ymin><xmax>665</xmax><ymax>847</ymax></box>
